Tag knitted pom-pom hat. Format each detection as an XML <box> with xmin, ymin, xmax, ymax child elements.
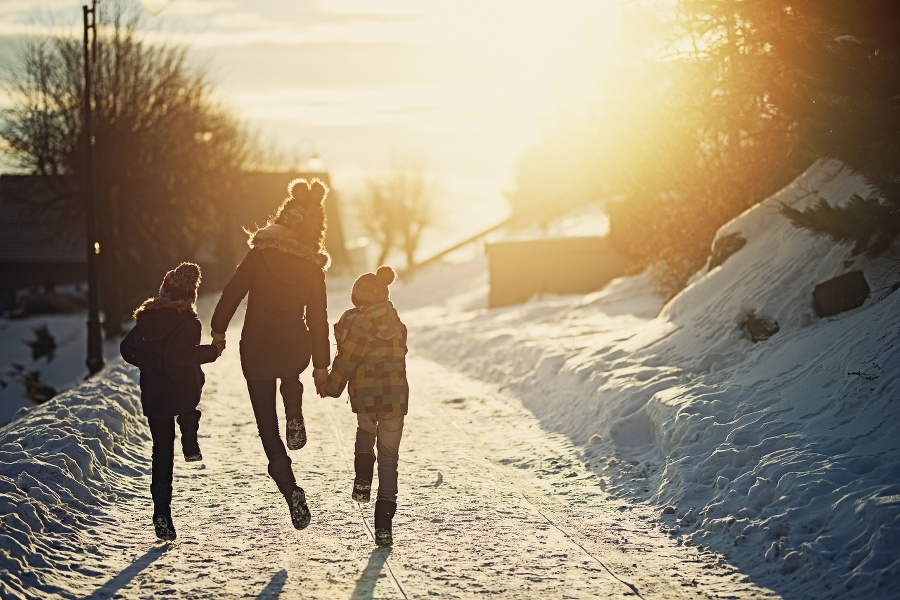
<box><xmin>270</xmin><ymin>177</ymin><xmax>329</xmax><ymax>252</ymax></box>
<box><xmin>351</xmin><ymin>265</ymin><xmax>397</xmax><ymax>307</ymax></box>
<box><xmin>159</xmin><ymin>262</ymin><xmax>201</xmax><ymax>303</ymax></box>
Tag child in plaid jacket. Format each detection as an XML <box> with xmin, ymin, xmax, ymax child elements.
<box><xmin>322</xmin><ymin>265</ymin><xmax>408</xmax><ymax>546</ymax></box>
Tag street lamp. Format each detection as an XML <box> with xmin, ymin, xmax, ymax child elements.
<box><xmin>82</xmin><ymin>0</ymin><xmax>101</xmax><ymax>375</ymax></box>
<box><xmin>82</xmin><ymin>0</ymin><xmax>167</xmax><ymax>376</ymax></box>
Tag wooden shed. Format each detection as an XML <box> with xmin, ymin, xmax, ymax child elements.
<box><xmin>485</xmin><ymin>236</ymin><xmax>629</xmax><ymax>308</ymax></box>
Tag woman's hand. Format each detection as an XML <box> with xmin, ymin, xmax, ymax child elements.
<box><xmin>313</xmin><ymin>368</ymin><xmax>328</xmax><ymax>397</ymax></box>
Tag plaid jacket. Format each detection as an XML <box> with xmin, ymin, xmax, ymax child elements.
<box><xmin>324</xmin><ymin>301</ymin><xmax>408</xmax><ymax>414</ymax></box>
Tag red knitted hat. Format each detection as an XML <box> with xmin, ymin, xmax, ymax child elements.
<box><xmin>158</xmin><ymin>262</ymin><xmax>201</xmax><ymax>302</ymax></box>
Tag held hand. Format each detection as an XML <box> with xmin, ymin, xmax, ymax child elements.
<box><xmin>213</xmin><ymin>339</ymin><xmax>226</xmax><ymax>357</ymax></box>
<box><xmin>312</xmin><ymin>367</ymin><xmax>328</xmax><ymax>397</ymax></box>
<box><xmin>210</xmin><ymin>329</ymin><xmax>226</xmax><ymax>343</ymax></box>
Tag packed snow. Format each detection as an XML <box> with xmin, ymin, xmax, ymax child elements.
<box><xmin>0</xmin><ymin>160</ymin><xmax>898</xmax><ymax>598</ymax></box>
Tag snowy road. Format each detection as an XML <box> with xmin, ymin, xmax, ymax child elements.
<box><xmin>36</xmin><ymin>342</ymin><xmax>777</xmax><ymax>600</ymax></box>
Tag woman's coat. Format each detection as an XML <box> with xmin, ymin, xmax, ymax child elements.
<box><xmin>211</xmin><ymin>224</ymin><xmax>330</xmax><ymax>380</ymax></box>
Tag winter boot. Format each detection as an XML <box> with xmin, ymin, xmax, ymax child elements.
<box><xmin>373</xmin><ymin>498</ymin><xmax>396</xmax><ymax>547</ymax></box>
<box><xmin>177</xmin><ymin>412</ymin><xmax>202</xmax><ymax>462</ymax></box>
<box><xmin>284</xmin><ymin>485</ymin><xmax>312</xmax><ymax>530</ymax></box>
<box><xmin>282</xmin><ymin>379</ymin><xmax>306</xmax><ymax>450</ymax></box>
<box><xmin>269</xmin><ymin>457</ymin><xmax>309</xmax><ymax>529</ymax></box>
<box><xmin>150</xmin><ymin>478</ymin><xmax>176</xmax><ymax>540</ymax></box>
<box><xmin>152</xmin><ymin>510</ymin><xmax>177</xmax><ymax>541</ymax></box>
<box><xmin>352</xmin><ymin>453</ymin><xmax>376</xmax><ymax>503</ymax></box>
<box><xmin>285</xmin><ymin>416</ymin><xmax>307</xmax><ymax>451</ymax></box>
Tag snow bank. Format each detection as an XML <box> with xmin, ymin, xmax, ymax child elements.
<box><xmin>400</xmin><ymin>160</ymin><xmax>900</xmax><ymax>598</ymax></box>
<box><xmin>0</xmin><ymin>363</ymin><xmax>145</xmax><ymax>598</ymax></box>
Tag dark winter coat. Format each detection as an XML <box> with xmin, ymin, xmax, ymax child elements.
<box><xmin>210</xmin><ymin>224</ymin><xmax>330</xmax><ymax>380</ymax></box>
<box><xmin>323</xmin><ymin>301</ymin><xmax>408</xmax><ymax>414</ymax></box>
<box><xmin>120</xmin><ymin>299</ymin><xmax>219</xmax><ymax>417</ymax></box>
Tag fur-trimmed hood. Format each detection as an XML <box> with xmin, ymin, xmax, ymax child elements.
<box><xmin>247</xmin><ymin>224</ymin><xmax>331</xmax><ymax>270</ymax></box>
<box><xmin>133</xmin><ymin>296</ymin><xmax>197</xmax><ymax>318</ymax></box>
<box><xmin>132</xmin><ymin>300</ymin><xmax>199</xmax><ymax>344</ymax></box>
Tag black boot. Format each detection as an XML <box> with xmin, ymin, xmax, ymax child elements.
<box><xmin>374</xmin><ymin>498</ymin><xmax>396</xmax><ymax>547</ymax></box>
<box><xmin>150</xmin><ymin>480</ymin><xmax>176</xmax><ymax>541</ymax></box>
<box><xmin>177</xmin><ymin>412</ymin><xmax>202</xmax><ymax>462</ymax></box>
<box><xmin>152</xmin><ymin>510</ymin><xmax>177</xmax><ymax>541</ymax></box>
<box><xmin>283</xmin><ymin>379</ymin><xmax>306</xmax><ymax>450</ymax></box>
<box><xmin>272</xmin><ymin>461</ymin><xmax>311</xmax><ymax>530</ymax></box>
<box><xmin>283</xmin><ymin>484</ymin><xmax>311</xmax><ymax>530</ymax></box>
<box><xmin>286</xmin><ymin>415</ymin><xmax>307</xmax><ymax>451</ymax></box>
<box><xmin>352</xmin><ymin>453</ymin><xmax>376</xmax><ymax>503</ymax></box>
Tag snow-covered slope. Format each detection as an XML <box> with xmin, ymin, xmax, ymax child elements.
<box><xmin>400</xmin><ymin>160</ymin><xmax>900</xmax><ymax>598</ymax></box>
<box><xmin>0</xmin><ymin>364</ymin><xmax>147</xmax><ymax>597</ymax></box>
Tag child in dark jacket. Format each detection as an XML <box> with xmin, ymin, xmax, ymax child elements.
<box><xmin>322</xmin><ymin>265</ymin><xmax>408</xmax><ymax>547</ymax></box>
<box><xmin>120</xmin><ymin>262</ymin><xmax>224</xmax><ymax>541</ymax></box>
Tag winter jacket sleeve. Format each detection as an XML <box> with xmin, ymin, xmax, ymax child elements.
<box><xmin>210</xmin><ymin>251</ymin><xmax>254</xmax><ymax>335</ymax></box>
<box><xmin>168</xmin><ymin>316</ymin><xmax>220</xmax><ymax>366</ymax></box>
<box><xmin>323</xmin><ymin>314</ymin><xmax>368</xmax><ymax>397</ymax></box>
<box><xmin>120</xmin><ymin>326</ymin><xmax>139</xmax><ymax>367</ymax></box>
<box><xmin>307</xmin><ymin>272</ymin><xmax>330</xmax><ymax>370</ymax></box>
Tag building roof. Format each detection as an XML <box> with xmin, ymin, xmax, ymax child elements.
<box><xmin>0</xmin><ymin>175</ymin><xmax>85</xmax><ymax>264</ymax></box>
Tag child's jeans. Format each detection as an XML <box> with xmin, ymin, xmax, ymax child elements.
<box><xmin>355</xmin><ymin>412</ymin><xmax>404</xmax><ymax>503</ymax></box>
<box><xmin>147</xmin><ymin>409</ymin><xmax>200</xmax><ymax>512</ymax></box>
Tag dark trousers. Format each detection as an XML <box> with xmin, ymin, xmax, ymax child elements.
<box><xmin>147</xmin><ymin>409</ymin><xmax>201</xmax><ymax>514</ymax></box>
<box><xmin>246</xmin><ymin>378</ymin><xmax>302</xmax><ymax>495</ymax></box>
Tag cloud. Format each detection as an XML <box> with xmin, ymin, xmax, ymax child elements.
<box><xmin>193</xmin><ymin>40</ymin><xmax>460</xmax><ymax>90</ymax></box>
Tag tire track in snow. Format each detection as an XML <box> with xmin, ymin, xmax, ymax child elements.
<box><xmin>443</xmin><ymin>409</ymin><xmax>645</xmax><ymax>599</ymax></box>
<box><xmin>407</xmin><ymin>354</ymin><xmax>781</xmax><ymax>600</ymax></box>
<box><xmin>416</xmin><ymin>359</ymin><xmax>643</xmax><ymax>598</ymax></box>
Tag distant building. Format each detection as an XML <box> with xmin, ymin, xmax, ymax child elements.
<box><xmin>485</xmin><ymin>236</ymin><xmax>629</xmax><ymax>308</ymax></box>
<box><xmin>0</xmin><ymin>175</ymin><xmax>85</xmax><ymax>309</ymax></box>
<box><xmin>0</xmin><ymin>170</ymin><xmax>352</xmax><ymax>311</ymax></box>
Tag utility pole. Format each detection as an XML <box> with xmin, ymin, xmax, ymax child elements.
<box><xmin>83</xmin><ymin>0</ymin><xmax>103</xmax><ymax>376</ymax></box>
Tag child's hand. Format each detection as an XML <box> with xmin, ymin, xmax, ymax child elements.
<box><xmin>213</xmin><ymin>339</ymin><xmax>226</xmax><ymax>357</ymax></box>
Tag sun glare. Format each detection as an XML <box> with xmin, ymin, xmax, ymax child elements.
<box><xmin>2</xmin><ymin>0</ymin><xmax>663</xmax><ymax>240</ymax></box>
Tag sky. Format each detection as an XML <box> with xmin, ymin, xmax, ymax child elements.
<box><xmin>0</xmin><ymin>0</ymin><xmax>627</xmax><ymax>248</ymax></box>
<box><xmin>1</xmin><ymin>159</ymin><xmax>898</xmax><ymax>598</ymax></box>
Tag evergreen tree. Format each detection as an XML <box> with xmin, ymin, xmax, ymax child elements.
<box><xmin>772</xmin><ymin>1</ymin><xmax>900</xmax><ymax>253</ymax></box>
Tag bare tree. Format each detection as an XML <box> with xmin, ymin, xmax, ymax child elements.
<box><xmin>1</xmin><ymin>2</ymin><xmax>255</xmax><ymax>333</ymax></box>
<box><xmin>362</xmin><ymin>162</ymin><xmax>435</xmax><ymax>272</ymax></box>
